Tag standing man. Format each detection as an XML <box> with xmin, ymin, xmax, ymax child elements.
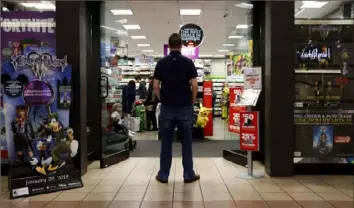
<box><xmin>153</xmin><ymin>33</ymin><xmax>200</xmax><ymax>183</ymax></box>
<box><xmin>135</xmin><ymin>75</ymin><xmax>148</xmax><ymax>100</ymax></box>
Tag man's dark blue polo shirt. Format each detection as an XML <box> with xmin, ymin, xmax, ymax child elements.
<box><xmin>154</xmin><ymin>51</ymin><xmax>197</xmax><ymax>108</ymax></box>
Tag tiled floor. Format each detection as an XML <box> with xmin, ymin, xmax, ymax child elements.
<box><xmin>1</xmin><ymin>157</ymin><xmax>353</xmax><ymax>208</ymax></box>
<box><xmin>134</xmin><ymin>118</ymin><xmax>239</xmax><ymax>141</ymax></box>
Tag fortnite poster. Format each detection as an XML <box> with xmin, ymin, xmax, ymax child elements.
<box><xmin>1</xmin><ymin>11</ymin><xmax>82</xmax><ymax>199</ymax></box>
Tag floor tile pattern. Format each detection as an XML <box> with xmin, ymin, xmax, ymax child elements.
<box><xmin>1</xmin><ymin>157</ymin><xmax>353</xmax><ymax>208</ymax></box>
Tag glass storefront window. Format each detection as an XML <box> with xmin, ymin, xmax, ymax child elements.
<box><xmin>293</xmin><ymin>1</ymin><xmax>354</xmax><ymax>164</ymax></box>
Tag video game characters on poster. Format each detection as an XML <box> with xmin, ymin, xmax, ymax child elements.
<box><xmin>11</xmin><ymin>105</ymin><xmax>35</xmax><ymax>165</ymax></box>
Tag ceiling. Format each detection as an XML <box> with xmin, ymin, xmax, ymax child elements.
<box><xmin>4</xmin><ymin>1</ymin><xmax>349</xmax><ymax>57</ymax></box>
<box><xmin>102</xmin><ymin>1</ymin><xmax>253</xmax><ymax>57</ymax></box>
<box><xmin>101</xmin><ymin>0</ymin><xmax>348</xmax><ymax>57</ymax></box>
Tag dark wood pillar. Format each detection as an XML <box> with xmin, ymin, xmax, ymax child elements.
<box><xmin>56</xmin><ymin>2</ymin><xmax>88</xmax><ymax>175</ymax></box>
<box><xmin>264</xmin><ymin>1</ymin><xmax>295</xmax><ymax>176</ymax></box>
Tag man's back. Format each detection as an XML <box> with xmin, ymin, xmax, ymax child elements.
<box><xmin>154</xmin><ymin>51</ymin><xmax>197</xmax><ymax>108</ymax></box>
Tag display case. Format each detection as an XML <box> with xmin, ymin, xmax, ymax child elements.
<box><xmin>293</xmin><ymin>20</ymin><xmax>354</xmax><ymax>173</ymax></box>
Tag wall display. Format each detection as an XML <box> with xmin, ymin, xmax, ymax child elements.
<box><xmin>134</xmin><ymin>55</ymin><xmax>154</xmax><ymax>65</ymax></box>
<box><xmin>202</xmin><ymin>81</ymin><xmax>213</xmax><ymax>136</ymax></box>
<box><xmin>294</xmin><ymin>23</ymin><xmax>354</xmax><ymax>164</ymax></box>
<box><xmin>294</xmin><ymin>112</ymin><xmax>353</xmax><ymax>158</ymax></box>
<box><xmin>179</xmin><ymin>23</ymin><xmax>204</xmax><ymax>47</ymax></box>
<box><xmin>1</xmin><ymin>11</ymin><xmax>82</xmax><ymax>199</ymax></box>
<box><xmin>163</xmin><ymin>44</ymin><xmax>199</xmax><ymax>59</ymax></box>
<box><xmin>294</xmin><ymin>25</ymin><xmax>353</xmax><ymax>74</ymax></box>
<box><xmin>240</xmin><ymin>111</ymin><xmax>259</xmax><ymax>151</ymax></box>
<box><xmin>226</xmin><ymin>54</ymin><xmax>252</xmax><ymax>83</ymax></box>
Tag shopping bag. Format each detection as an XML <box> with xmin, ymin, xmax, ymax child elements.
<box><xmin>129</xmin><ymin>117</ymin><xmax>140</xmax><ymax>132</ymax></box>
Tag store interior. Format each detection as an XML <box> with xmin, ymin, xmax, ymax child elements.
<box><xmin>96</xmin><ymin>1</ymin><xmax>353</xmax><ymax>158</ymax></box>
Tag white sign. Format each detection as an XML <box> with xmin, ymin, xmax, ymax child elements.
<box><xmin>0</xmin><ymin>18</ymin><xmax>55</xmax><ymax>33</ymax></box>
<box><xmin>243</xmin><ymin>67</ymin><xmax>262</xmax><ymax>89</ymax></box>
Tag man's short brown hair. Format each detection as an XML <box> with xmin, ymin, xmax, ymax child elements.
<box><xmin>168</xmin><ymin>33</ymin><xmax>182</xmax><ymax>49</ymax></box>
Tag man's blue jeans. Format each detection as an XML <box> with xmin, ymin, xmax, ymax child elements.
<box><xmin>158</xmin><ymin>105</ymin><xmax>195</xmax><ymax>179</ymax></box>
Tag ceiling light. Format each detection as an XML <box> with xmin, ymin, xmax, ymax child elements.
<box><xmin>235</xmin><ymin>3</ymin><xmax>253</xmax><ymax>9</ymax></box>
<box><xmin>142</xmin><ymin>50</ymin><xmax>154</xmax><ymax>53</ymax></box>
<box><xmin>115</xmin><ymin>19</ymin><xmax>128</xmax><ymax>24</ymax></box>
<box><xmin>218</xmin><ymin>50</ymin><xmax>229</xmax><ymax>52</ymax></box>
<box><xmin>111</xmin><ymin>9</ymin><xmax>133</xmax><ymax>15</ymax></box>
<box><xmin>213</xmin><ymin>55</ymin><xmax>225</xmax><ymax>58</ymax></box>
<box><xmin>21</xmin><ymin>2</ymin><xmax>55</xmax><ymax>10</ymax></box>
<box><xmin>131</xmin><ymin>36</ymin><xmax>146</xmax><ymax>39</ymax></box>
<box><xmin>180</xmin><ymin>9</ymin><xmax>201</xmax><ymax>16</ymax></box>
<box><xmin>228</xmin><ymin>35</ymin><xmax>244</xmax><ymax>39</ymax></box>
<box><xmin>301</xmin><ymin>1</ymin><xmax>329</xmax><ymax>9</ymax></box>
<box><xmin>236</xmin><ymin>25</ymin><xmax>249</xmax><ymax>29</ymax></box>
<box><xmin>223</xmin><ymin>44</ymin><xmax>235</xmax><ymax>47</ymax></box>
<box><xmin>137</xmin><ymin>44</ymin><xmax>150</xmax><ymax>47</ymax></box>
<box><xmin>122</xmin><ymin>24</ymin><xmax>141</xmax><ymax>30</ymax></box>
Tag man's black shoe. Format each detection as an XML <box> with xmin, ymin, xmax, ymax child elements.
<box><xmin>155</xmin><ymin>175</ymin><xmax>168</xmax><ymax>183</ymax></box>
<box><xmin>184</xmin><ymin>174</ymin><xmax>200</xmax><ymax>183</ymax></box>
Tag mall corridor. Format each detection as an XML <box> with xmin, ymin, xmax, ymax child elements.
<box><xmin>1</xmin><ymin>157</ymin><xmax>353</xmax><ymax>208</ymax></box>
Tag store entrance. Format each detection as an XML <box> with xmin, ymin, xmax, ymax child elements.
<box><xmin>98</xmin><ymin>1</ymin><xmax>253</xmax><ymax>158</ymax></box>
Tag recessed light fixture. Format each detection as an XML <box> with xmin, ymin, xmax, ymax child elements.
<box><xmin>142</xmin><ymin>50</ymin><xmax>154</xmax><ymax>53</ymax></box>
<box><xmin>180</xmin><ymin>9</ymin><xmax>201</xmax><ymax>15</ymax></box>
<box><xmin>122</xmin><ymin>24</ymin><xmax>141</xmax><ymax>30</ymax></box>
<box><xmin>131</xmin><ymin>36</ymin><xmax>146</xmax><ymax>39</ymax></box>
<box><xmin>228</xmin><ymin>35</ymin><xmax>244</xmax><ymax>39</ymax></box>
<box><xmin>223</xmin><ymin>44</ymin><xmax>235</xmax><ymax>47</ymax></box>
<box><xmin>236</xmin><ymin>24</ymin><xmax>249</xmax><ymax>29</ymax></box>
<box><xmin>137</xmin><ymin>44</ymin><xmax>150</xmax><ymax>47</ymax></box>
<box><xmin>218</xmin><ymin>49</ymin><xmax>229</xmax><ymax>52</ymax></box>
<box><xmin>235</xmin><ymin>3</ymin><xmax>253</xmax><ymax>9</ymax></box>
<box><xmin>301</xmin><ymin>1</ymin><xmax>329</xmax><ymax>9</ymax></box>
<box><xmin>111</xmin><ymin>9</ymin><xmax>133</xmax><ymax>15</ymax></box>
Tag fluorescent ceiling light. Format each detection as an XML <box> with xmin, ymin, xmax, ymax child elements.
<box><xmin>122</xmin><ymin>24</ymin><xmax>141</xmax><ymax>30</ymax></box>
<box><xmin>223</xmin><ymin>44</ymin><xmax>235</xmax><ymax>47</ymax></box>
<box><xmin>213</xmin><ymin>55</ymin><xmax>225</xmax><ymax>58</ymax></box>
<box><xmin>111</xmin><ymin>9</ymin><xmax>133</xmax><ymax>15</ymax></box>
<box><xmin>137</xmin><ymin>44</ymin><xmax>150</xmax><ymax>47</ymax></box>
<box><xmin>236</xmin><ymin>24</ymin><xmax>249</xmax><ymax>29</ymax></box>
<box><xmin>180</xmin><ymin>9</ymin><xmax>201</xmax><ymax>15</ymax></box>
<box><xmin>301</xmin><ymin>1</ymin><xmax>329</xmax><ymax>9</ymax></box>
<box><xmin>295</xmin><ymin>8</ymin><xmax>305</xmax><ymax>17</ymax></box>
<box><xmin>115</xmin><ymin>19</ymin><xmax>128</xmax><ymax>24</ymax></box>
<box><xmin>235</xmin><ymin>3</ymin><xmax>253</xmax><ymax>9</ymax></box>
<box><xmin>142</xmin><ymin>50</ymin><xmax>154</xmax><ymax>53</ymax></box>
<box><xmin>131</xmin><ymin>36</ymin><xmax>146</xmax><ymax>39</ymax></box>
<box><xmin>228</xmin><ymin>35</ymin><xmax>244</xmax><ymax>39</ymax></box>
<box><xmin>218</xmin><ymin>49</ymin><xmax>229</xmax><ymax>52</ymax></box>
<box><xmin>21</xmin><ymin>2</ymin><xmax>55</xmax><ymax>10</ymax></box>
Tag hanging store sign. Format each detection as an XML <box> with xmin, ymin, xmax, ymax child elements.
<box><xmin>179</xmin><ymin>23</ymin><xmax>204</xmax><ymax>47</ymax></box>
<box><xmin>163</xmin><ymin>44</ymin><xmax>199</xmax><ymax>59</ymax></box>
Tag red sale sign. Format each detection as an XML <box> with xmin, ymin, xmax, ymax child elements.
<box><xmin>228</xmin><ymin>106</ymin><xmax>246</xmax><ymax>133</ymax></box>
<box><xmin>229</xmin><ymin>87</ymin><xmax>243</xmax><ymax>107</ymax></box>
<box><xmin>240</xmin><ymin>111</ymin><xmax>259</xmax><ymax>151</ymax></box>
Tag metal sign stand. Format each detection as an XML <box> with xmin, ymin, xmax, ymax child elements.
<box><xmin>236</xmin><ymin>106</ymin><xmax>265</xmax><ymax>180</ymax></box>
